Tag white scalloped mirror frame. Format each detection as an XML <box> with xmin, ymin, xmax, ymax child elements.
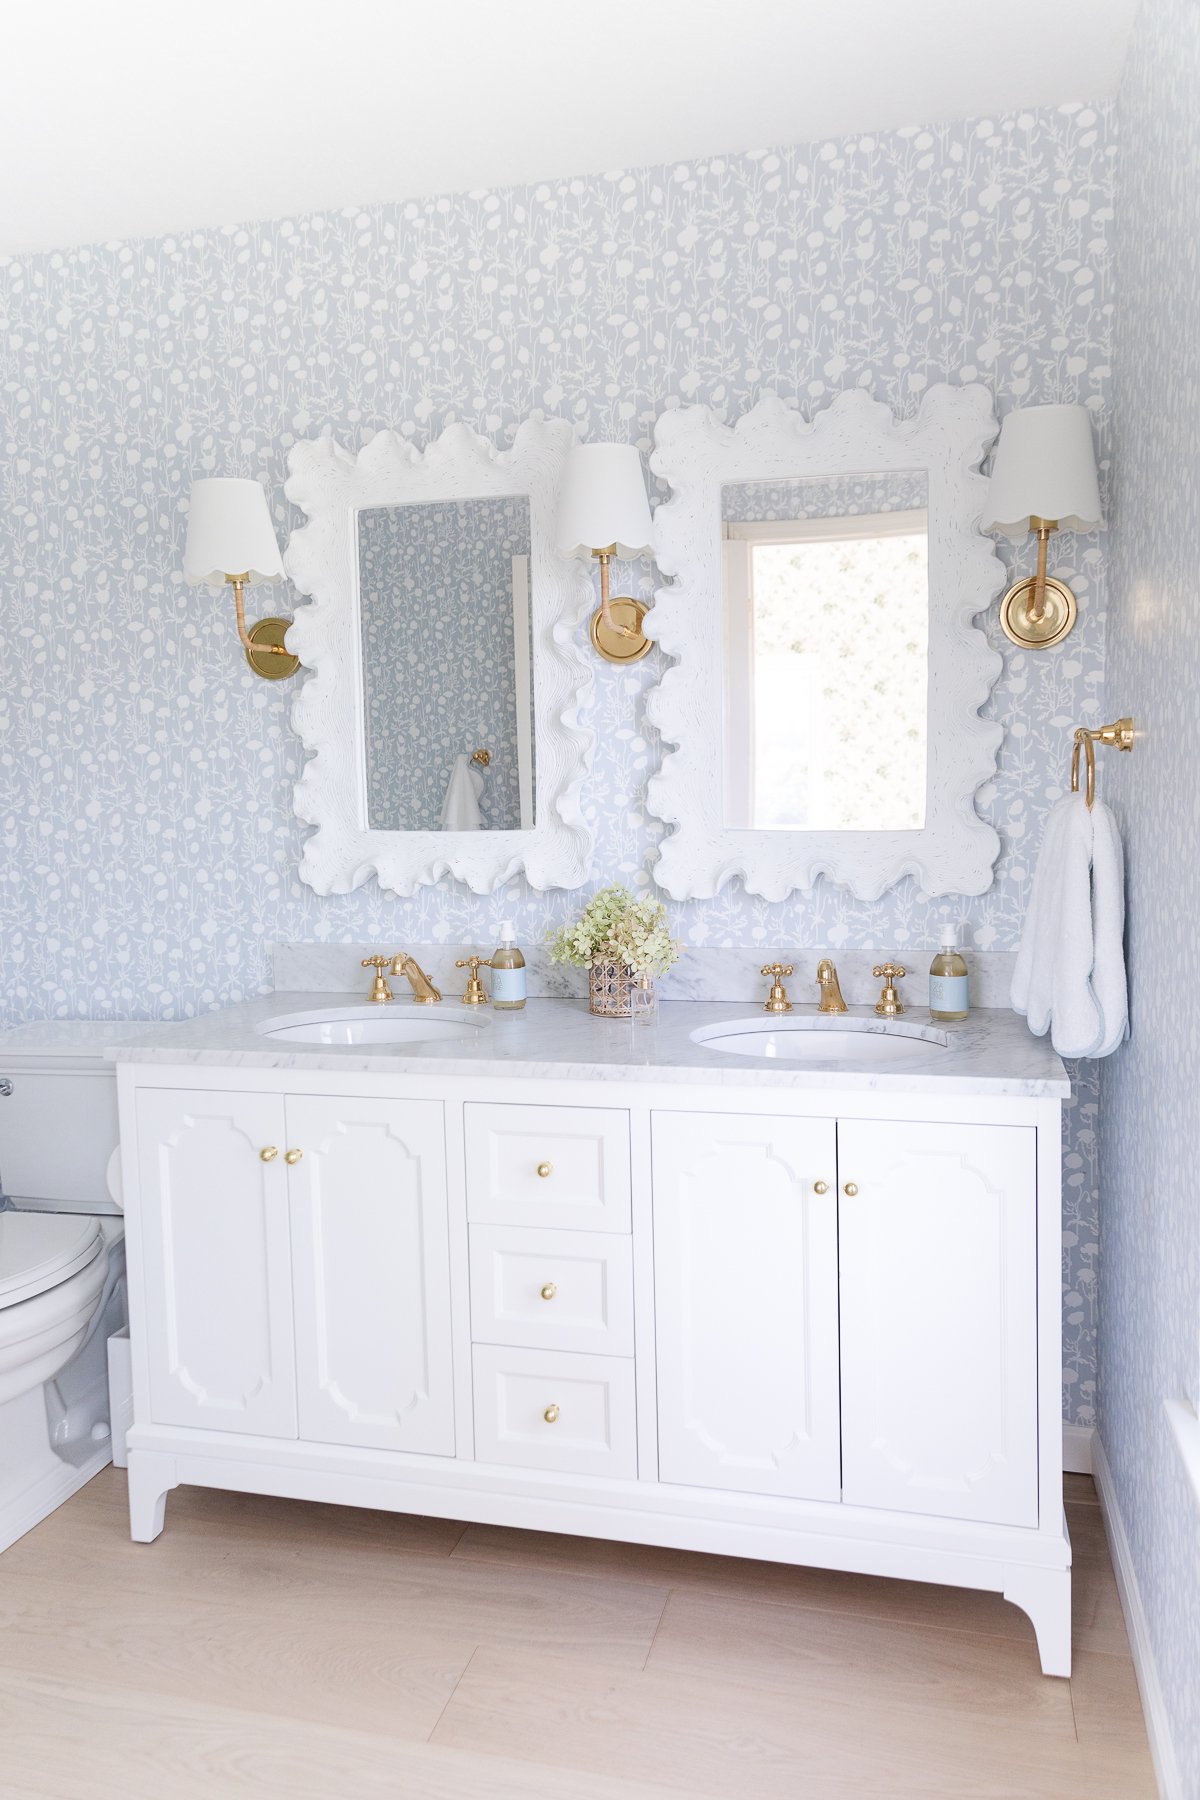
<box><xmin>283</xmin><ymin>419</ymin><xmax>595</xmax><ymax>896</ymax></box>
<box><xmin>645</xmin><ymin>386</ymin><xmax>1006</xmax><ymax>902</ymax></box>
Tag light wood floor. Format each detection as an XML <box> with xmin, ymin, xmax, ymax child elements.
<box><xmin>0</xmin><ymin>1469</ymin><xmax>1155</xmax><ymax>1799</ymax></box>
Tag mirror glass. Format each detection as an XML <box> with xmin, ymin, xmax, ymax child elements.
<box><xmin>357</xmin><ymin>496</ymin><xmax>535</xmax><ymax>832</ymax></box>
<box><xmin>721</xmin><ymin>471</ymin><xmax>929</xmax><ymax>833</ymax></box>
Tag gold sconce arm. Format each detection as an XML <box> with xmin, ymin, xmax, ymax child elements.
<box><xmin>593</xmin><ymin>549</ymin><xmax>637</xmax><ymax>640</ymax></box>
<box><xmin>589</xmin><ymin>546</ymin><xmax>652</xmax><ymax>667</ymax></box>
<box><xmin>1027</xmin><ymin>517</ymin><xmax>1056</xmax><ymax>628</ymax></box>
<box><xmin>227</xmin><ymin>574</ymin><xmax>300</xmax><ymax>681</ymax></box>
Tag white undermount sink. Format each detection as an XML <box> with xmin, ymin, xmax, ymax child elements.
<box><xmin>690</xmin><ymin>1014</ymin><xmax>948</xmax><ymax>1064</ymax></box>
<box><xmin>257</xmin><ymin>1005</ymin><xmax>489</xmax><ymax>1048</ymax></box>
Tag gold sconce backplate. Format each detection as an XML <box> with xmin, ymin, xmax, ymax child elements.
<box><xmin>244</xmin><ymin>617</ymin><xmax>300</xmax><ymax>681</ymax></box>
<box><xmin>590</xmin><ymin>597</ymin><xmax>652</xmax><ymax>665</ymax></box>
<box><xmin>998</xmin><ymin>574</ymin><xmax>1078</xmax><ymax>651</ymax></box>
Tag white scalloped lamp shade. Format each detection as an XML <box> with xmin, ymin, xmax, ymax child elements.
<box><xmin>556</xmin><ymin>443</ymin><xmax>653</xmax><ymax>558</ymax></box>
<box><xmin>982</xmin><ymin>404</ymin><xmax>1103</xmax><ymax>536</ymax></box>
<box><xmin>184</xmin><ymin>477</ymin><xmax>285</xmax><ymax>587</ymax></box>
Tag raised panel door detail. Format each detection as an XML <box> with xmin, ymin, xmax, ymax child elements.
<box><xmin>472</xmin><ymin>1344</ymin><xmax>637</xmax><ymax>1478</ymax></box>
<box><xmin>469</xmin><ymin>1225</ymin><xmax>634</xmax><ymax>1356</ymax></box>
<box><xmin>464</xmin><ymin>1102</ymin><xmax>631</xmax><ymax>1232</ymax></box>
<box><xmin>287</xmin><ymin>1096</ymin><xmax>454</xmax><ymax>1455</ymax></box>
<box><xmin>135</xmin><ymin>1089</ymin><xmax>297</xmax><ymax>1437</ymax></box>
<box><xmin>651</xmin><ymin>1111</ymin><xmax>840</xmax><ymax>1501</ymax></box>
<box><xmin>838</xmin><ymin>1118</ymin><xmax>1038</xmax><ymax>1527</ymax></box>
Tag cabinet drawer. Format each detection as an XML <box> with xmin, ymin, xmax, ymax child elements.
<box><xmin>464</xmin><ymin>1103</ymin><xmax>631</xmax><ymax>1232</ymax></box>
<box><xmin>472</xmin><ymin>1344</ymin><xmax>637</xmax><ymax>1478</ymax></box>
<box><xmin>470</xmin><ymin>1226</ymin><xmax>634</xmax><ymax>1356</ymax></box>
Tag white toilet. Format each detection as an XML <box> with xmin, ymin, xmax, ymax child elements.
<box><xmin>0</xmin><ymin>1044</ymin><xmax>128</xmax><ymax>1553</ymax></box>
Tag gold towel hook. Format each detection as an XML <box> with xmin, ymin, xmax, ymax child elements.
<box><xmin>1070</xmin><ymin>717</ymin><xmax>1135</xmax><ymax>810</ymax></box>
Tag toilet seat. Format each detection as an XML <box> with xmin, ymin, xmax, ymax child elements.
<box><xmin>0</xmin><ymin>1214</ymin><xmax>104</xmax><ymax>1310</ymax></box>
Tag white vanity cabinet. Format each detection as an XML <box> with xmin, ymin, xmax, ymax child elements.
<box><xmin>133</xmin><ymin>1086</ymin><xmax>453</xmax><ymax>1455</ymax></box>
<box><xmin>651</xmin><ymin>1111</ymin><xmax>841</xmax><ymax>1502</ymax></box>
<box><xmin>837</xmin><ymin>1118</ymin><xmax>1038</xmax><ymax>1527</ymax></box>
<box><xmin>134</xmin><ymin>1088</ymin><xmax>298</xmax><ymax>1439</ymax></box>
<box><xmin>118</xmin><ymin>1061</ymin><xmax>1071</xmax><ymax>1677</ymax></box>
<box><xmin>286</xmin><ymin>1096</ymin><xmax>454</xmax><ymax>1456</ymax></box>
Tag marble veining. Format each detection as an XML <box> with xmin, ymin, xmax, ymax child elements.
<box><xmin>98</xmin><ymin>993</ymin><xmax>1068</xmax><ymax>1096</ymax></box>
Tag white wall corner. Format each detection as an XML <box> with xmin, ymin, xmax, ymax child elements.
<box><xmin>1092</xmin><ymin>1433</ymin><xmax>1184</xmax><ymax>1800</ymax></box>
<box><xmin>1062</xmin><ymin>1423</ymin><xmax>1095</xmax><ymax>1475</ymax></box>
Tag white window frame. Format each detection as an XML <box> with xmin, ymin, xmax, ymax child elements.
<box><xmin>645</xmin><ymin>387</ymin><xmax>1005</xmax><ymax>903</ymax></box>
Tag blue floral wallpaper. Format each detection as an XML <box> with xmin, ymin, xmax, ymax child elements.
<box><xmin>1102</xmin><ymin>0</ymin><xmax>1200</xmax><ymax>1787</ymax></box>
<box><xmin>722</xmin><ymin>471</ymin><xmax>929</xmax><ymax>523</ymax></box>
<box><xmin>358</xmin><ymin>497</ymin><xmax>532</xmax><ymax>831</ymax></box>
<box><xmin>0</xmin><ymin>104</ymin><xmax>1114</xmax><ymax>1423</ymax></box>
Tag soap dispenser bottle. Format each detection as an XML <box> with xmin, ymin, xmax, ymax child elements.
<box><xmin>487</xmin><ymin>922</ymin><xmax>526</xmax><ymax>1012</ymax></box>
<box><xmin>929</xmin><ymin>926</ymin><xmax>969</xmax><ymax>1022</ymax></box>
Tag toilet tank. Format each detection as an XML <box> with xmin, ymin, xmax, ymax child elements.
<box><xmin>0</xmin><ymin>1055</ymin><xmax>121</xmax><ymax>1214</ymax></box>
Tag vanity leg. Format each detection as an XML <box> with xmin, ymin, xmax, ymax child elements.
<box><xmin>1003</xmin><ymin>1563</ymin><xmax>1072</xmax><ymax>1677</ymax></box>
<box><xmin>127</xmin><ymin>1449</ymin><xmax>177</xmax><ymax>1543</ymax></box>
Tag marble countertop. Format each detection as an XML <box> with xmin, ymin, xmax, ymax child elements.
<box><xmin>0</xmin><ymin>994</ymin><xmax>1071</xmax><ymax>1097</ymax></box>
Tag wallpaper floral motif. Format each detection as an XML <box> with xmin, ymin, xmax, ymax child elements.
<box><xmin>358</xmin><ymin>497</ymin><xmax>532</xmax><ymax>831</ymax></box>
<box><xmin>722</xmin><ymin>471</ymin><xmax>929</xmax><ymax>523</ymax></box>
<box><xmin>0</xmin><ymin>103</ymin><xmax>1113</xmax><ymax>1422</ymax></box>
<box><xmin>1102</xmin><ymin>1</ymin><xmax>1200</xmax><ymax>1787</ymax></box>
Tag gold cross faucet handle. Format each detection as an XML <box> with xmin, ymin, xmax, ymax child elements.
<box><xmin>361</xmin><ymin>955</ymin><xmax>394</xmax><ymax>1004</ymax></box>
<box><xmin>760</xmin><ymin>963</ymin><xmax>795</xmax><ymax>1014</ymax></box>
<box><xmin>872</xmin><ymin>962</ymin><xmax>907</xmax><ymax>1017</ymax></box>
<box><xmin>455</xmin><ymin>955</ymin><xmax>490</xmax><ymax>1006</ymax></box>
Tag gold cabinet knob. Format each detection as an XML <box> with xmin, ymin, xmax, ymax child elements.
<box><xmin>843</xmin><ymin>1181</ymin><xmax>858</xmax><ymax>1197</ymax></box>
<box><xmin>284</xmin><ymin>1149</ymin><xmax>304</xmax><ymax>1165</ymax></box>
<box><xmin>540</xmin><ymin>1282</ymin><xmax>557</xmax><ymax>1301</ymax></box>
<box><xmin>536</xmin><ymin>1161</ymin><xmax>553</xmax><ymax>1179</ymax></box>
<box><xmin>543</xmin><ymin>1403</ymin><xmax>560</xmax><ymax>1424</ymax></box>
<box><xmin>812</xmin><ymin>1180</ymin><xmax>829</xmax><ymax>1195</ymax></box>
<box><xmin>260</xmin><ymin>1146</ymin><xmax>278</xmax><ymax>1163</ymax></box>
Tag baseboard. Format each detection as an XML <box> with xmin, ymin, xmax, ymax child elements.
<box><xmin>0</xmin><ymin>1442</ymin><xmax>112</xmax><ymax>1558</ymax></box>
<box><xmin>1092</xmin><ymin>1433</ymin><xmax>1182</xmax><ymax>1800</ymax></box>
<box><xmin>1062</xmin><ymin>1423</ymin><xmax>1095</xmax><ymax>1475</ymax></box>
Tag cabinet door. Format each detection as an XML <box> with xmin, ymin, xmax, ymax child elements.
<box><xmin>838</xmin><ymin>1118</ymin><xmax>1038</xmax><ymax>1527</ymax></box>
<box><xmin>652</xmin><ymin>1112</ymin><xmax>840</xmax><ymax>1501</ymax></box>
<box><xmin>135</xmin><ymin>1089</ymin><xmax>297</xmax><ymax>1437</ymax></box>
<box><xmin>287</xmin><ymin>1096</ymin><xmax>454</xmax><ymax>1455</ymax></box>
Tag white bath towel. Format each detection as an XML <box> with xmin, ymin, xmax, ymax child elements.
<box><xmin>1011</xmin><ymin>791</ymin><xmax>1128</xmax><ymax>1058</ymax></box>
<box><xmin>439</xmin><ymin>754</ymin><xmax>483</xmax><ymax>831</ymax></box>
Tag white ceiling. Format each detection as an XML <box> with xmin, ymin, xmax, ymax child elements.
<box><xmin>1</xmin><ymin>0</ymin><xmax>1139</xmax><ymax>256</ymax></box>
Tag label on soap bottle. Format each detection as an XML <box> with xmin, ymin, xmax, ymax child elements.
<box><xmin>929</xmin><ymin>973</ymin><xmax>969</xmax><ymax>1016</ymax></box>
<box><xmin>491</xmin><ymin>966</ymin><xmax>526</xmax><ymax>1006</ymax></box>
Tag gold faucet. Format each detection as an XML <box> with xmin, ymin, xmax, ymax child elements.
<box><xmin>389</xmin><ymin>952</ymin><xmax>442</xmax><ymax>1004</ymax></box>
<box><xmin>361</xmin><ymin>953</ymin><xmax>442</xmax><ymax>1004</ymax></box>
<box><xmin>760</xmin><ymin>963</ymin><xmax>794</xmax><ymax>1014</ymax></box>
<box><xmin>872</xmin><ymin>962</ymin><xmax>907</xmax><ymax>1018</ymax></box>
<box><xmin>815</xmin><ymin>959</ymin><xmax>848</xmax><ymax>1014</ymax></box>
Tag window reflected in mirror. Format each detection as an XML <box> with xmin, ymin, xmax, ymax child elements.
<box><xmin>357</xmin><ymin>496</ymin><xmax>535</xmax><ymax>833</ymax></box>
<box><xmin>721</xmin><ymin>472</ymin><xmax>929</xmax><ymax>832</ymax></box>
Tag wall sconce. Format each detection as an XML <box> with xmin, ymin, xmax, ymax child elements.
<box><xmin>556</xmin><ymin>443</ymin><xmax>655</xmax><ymax>664</ymax></box>
<box><xmin>982</xmin><ymin>403</ymin><xmax>1103</xmax><ymax>650</ymax></box>
<box><xmin>183</xmin><ymin>477</ymin><xmax>300</xmax><ymax>680</ymax></box>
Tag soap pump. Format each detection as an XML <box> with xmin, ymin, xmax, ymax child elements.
<box><xmin>929</xmin><ymin>926</ymin><xmax>970</xmax><ymax>1023</ymax></box>
<box><xmin>487</xmin><ymin>922</ymin><xmax>526</xmax><ymax>1011</ymax></box>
